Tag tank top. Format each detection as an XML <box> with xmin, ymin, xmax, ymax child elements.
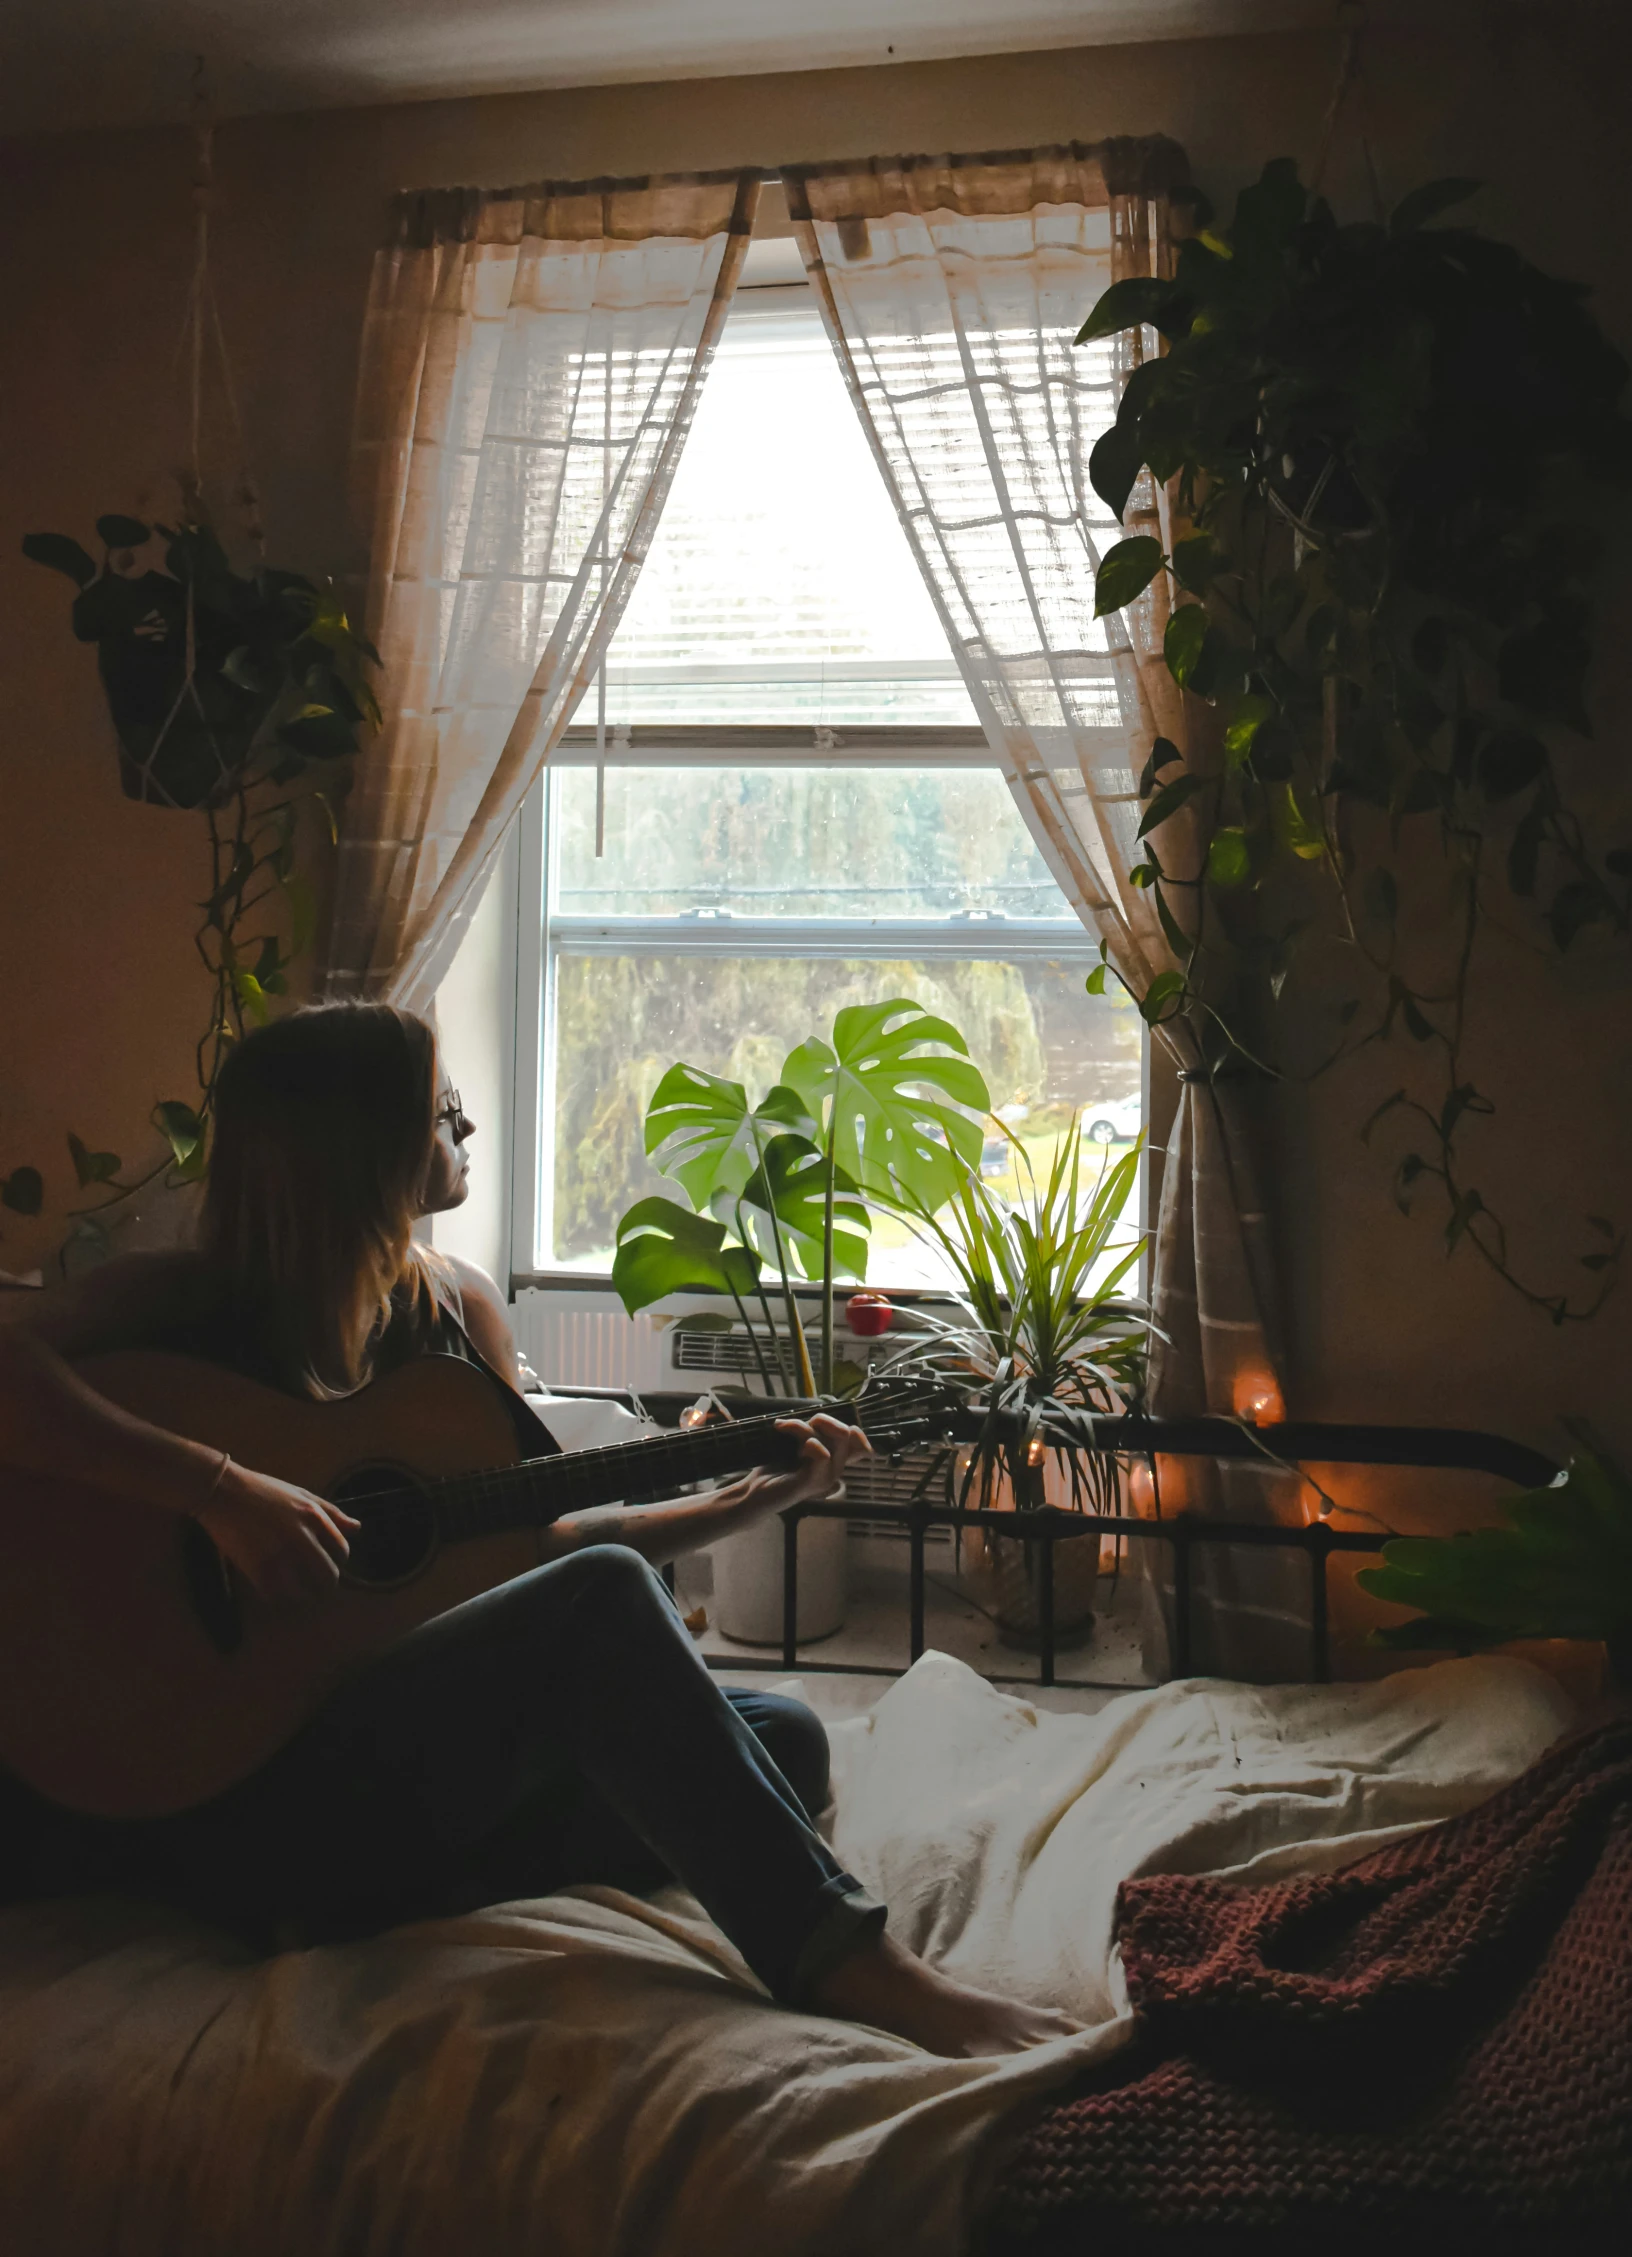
<box><xmin>136</xmin><ymin>1256</ymin><xmax>556</xmax><ymax>1456</ymax></box>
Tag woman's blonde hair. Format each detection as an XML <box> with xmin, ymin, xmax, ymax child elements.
<box><xmin>201</xmin><ymin>1002</ymin><xmax>443</xmax><ymax>1395</ymax></box>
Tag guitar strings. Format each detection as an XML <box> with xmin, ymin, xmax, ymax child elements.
<box><xmin>340</xmin><ymin>1379</ymin><xmax>948</xmax><ymax>1540</ymax></box>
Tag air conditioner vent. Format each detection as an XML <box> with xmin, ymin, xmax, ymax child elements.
<box><xmin>672</xmin><ymin>1328</ymin><xmax>775</xmax><ymax>1375</ymax></box>
<box><xmin>671</xmin><ymin>1326</ymin><xmax>895</xmax><ymax>1377</ymax></box>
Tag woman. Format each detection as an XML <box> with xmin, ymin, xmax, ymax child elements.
<box><xmin>0</xmin><ymin>1003</ymin><xmax>1077</xmax><ymax>2058</ymax></box>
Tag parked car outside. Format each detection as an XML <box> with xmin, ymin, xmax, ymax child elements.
<box><xmin>1081</xmin><ymin>1092</ymin><xmax>1142</xmax><ymax>1145</ymax></box>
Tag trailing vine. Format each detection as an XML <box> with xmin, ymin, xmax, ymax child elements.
<box><xmin>18</xmin><ymin>512</ymin><xmax>378</xmax><ymax>1255</ymax></box>
<box><xmin>1083</xmin><ymin>158</ymin><xmax>1632</xmax><ymax>1323</ymax></box>
<box><xmin>7</xmin><ymin>90</ymin><xmax>378</xmax><ymax>1266</ymax></box>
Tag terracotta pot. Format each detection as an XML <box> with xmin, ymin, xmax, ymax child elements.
<box><xmin>954</xmin><ymin>1447</ymin><xmax>1104</xmax><ymax>1650</ymax></box>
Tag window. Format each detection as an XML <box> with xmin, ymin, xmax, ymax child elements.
<box><xmin>515</xmin><ymin>260</ymin><xmax>1142</xmax><ymax>1287</ymax></box>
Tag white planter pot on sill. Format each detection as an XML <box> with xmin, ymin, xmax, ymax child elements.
<box><xmin>711</xmin><ymin>1494</ymin><xmax>849</xmax><ymax>1645</ymax></box>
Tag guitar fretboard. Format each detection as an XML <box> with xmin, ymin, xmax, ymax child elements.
<box><xmin>424</xmin><ymin>1414</ymin><xmax>811</xmax><ymax>1544</ymax></box>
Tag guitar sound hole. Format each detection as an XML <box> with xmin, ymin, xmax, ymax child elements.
<box><xmin>332</xmin><ymin>1466</ymin><xmax>438</xmax><ymax>1587</ymax></box>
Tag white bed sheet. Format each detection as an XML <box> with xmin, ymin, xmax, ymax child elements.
<box><xmin>0</xmin><ymin>1654</ymin><xmax>1573</xmax><ymax>2257</ymax></box>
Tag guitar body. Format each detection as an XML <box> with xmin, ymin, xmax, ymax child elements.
<box><xmin>0</xmin><ymin>1353</ymin><xmax>537</xmax><ymax>1819</ymax></box>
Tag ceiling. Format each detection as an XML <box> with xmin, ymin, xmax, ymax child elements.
<box><xmin>1</xmin><ymin>0</ymin><xmax>1372</xmax><ymax>137</ymax></box>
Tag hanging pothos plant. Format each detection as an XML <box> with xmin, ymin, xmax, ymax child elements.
<box><xmin>17</xmin><ymin>511</ymin><xmax>379</xmax><ymax>1243</ymax></box>
<box><xmin>1082</xmin><ymin>158</ymin><xmax>1632</xmax><ymax>1323</ymax></box>
<box><xmin>22</xmin><ymin>514</ymin><xmax>374</xmax><ymax>810</ymax></box>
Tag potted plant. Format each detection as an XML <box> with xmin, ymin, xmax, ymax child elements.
<box><xmin>880</xmin><ymin>1127</ymin><xmax>1149</xmax><ymax>1648</ymax></box>
<box><xmin>24</xmin><ymin>514</ymin><xmax>374</xmax><ymax>810</ymax></box>
<box><xmin>611</xmin><ymin>1000</ymin><xmax>990</xmax><ymax>1643</ymax></box>
<box><xmin>19</xmin><ymin>510</ymin><xmax>378</xmax><ymax>1265</ymax></box>
<box><xmin>1357</xmin><ymin>1425</ymin><xmax>1632</xmax><ymax>1692</ymax></box>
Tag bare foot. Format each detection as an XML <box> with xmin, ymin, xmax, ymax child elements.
<box><xmin>808</xmin><ymin>1930</ymin><xmax>1084</xmax><ymax>2058</ymax></box>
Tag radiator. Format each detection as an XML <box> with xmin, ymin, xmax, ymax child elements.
<box><xmin>509</xmin><ymin>1294</ymin><xmax>668</xmax><ymax>1391</ymax></box>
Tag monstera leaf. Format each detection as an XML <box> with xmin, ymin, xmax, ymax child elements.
<box><xmin>1357</xmin><ymin>1428</ymin><xmax>1632</xmax><ymax>1650</ymax></box>
<box><xmin>611</xmin><ymin>1196</ymin><xmax>762</xmax><ymax>1318</ymax></box>
<box><xmin>721</xmin><ymin>1134</ymin><xmax>871</xmax><ymax>1284</ymax></box>
<box><xmin>643</xmin><ymin>1065</ymin><xmax>816</xmax><ymax>1209</ymax></box>
<box><xmin>781</xmin><ymin>999</ymin><xmax>989</xmax><ymax>1211</ymax></box>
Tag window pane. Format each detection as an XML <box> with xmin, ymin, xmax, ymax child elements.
<box><xmin>552</xmin><ymin>765</ymin><xmax>1073</xmax><ymax>920</ymax></box>
<box><xmin>546</xmin><ymin>951</ymin><xmax>1141</xmax><ymax>1283</ymax></box>
<box><xmin>599</xmin><ymin>291</ymin><xmax>979</xmax><ymax>729</ymax></box>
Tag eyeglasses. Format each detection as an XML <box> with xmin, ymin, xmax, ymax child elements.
<box><xmin>435</xmin><ymin>1088</ymin><xmax>466</xmax><ymax>1131</ymax></box>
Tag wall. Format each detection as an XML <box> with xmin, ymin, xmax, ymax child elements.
<box><xmin>3</xmin><ymin>13</ymin><xmax>1629</xmax><ymax>1505</ymax></box>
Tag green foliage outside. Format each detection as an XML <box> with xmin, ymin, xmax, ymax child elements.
<box><xmin>552</xmin><ymin>953</ymin><xmax>1137</xmax><ymax>1267</ymax></box>
<box><xmin>552</xmin><ymin>763</ymin><xmax>1065</xmax><ymax>920</ymax></box>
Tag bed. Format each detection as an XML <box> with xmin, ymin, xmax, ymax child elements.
<box><xmin>0</xmin><ymin>1648</ymin><xmax>1582</xmax><ymax>2257</ymax></box>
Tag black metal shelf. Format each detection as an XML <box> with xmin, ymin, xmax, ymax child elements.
<box><xmin>545</xmin><ymin>1386</ymin><xmax>1559</xmax><ymax>1690</ymax></box>
<box><xmin>765</xmin><ymin>1410</ymin><xmax>1556</xmax><ymax>1689</ymax></box>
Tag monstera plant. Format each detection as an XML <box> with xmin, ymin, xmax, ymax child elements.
<box><xmin>1080</xmin><ymin>159</ymin><xmax>1632</xmax><ymax>1323</ymax></box>
<box><xmin>612</xmin><ymin>999</ymin><xmax>989</xmax><ymax>1394</ymax></box>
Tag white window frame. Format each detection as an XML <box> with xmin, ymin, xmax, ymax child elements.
<box><xmin>492</xmin><ymin>244</ymin><xmax>1162</xmax><ymax>1295</ymax></box>
<box><xmin>510</xmin><ymin>721</ymin><xmax>1141</xmax><ymax>1290</ymax></box>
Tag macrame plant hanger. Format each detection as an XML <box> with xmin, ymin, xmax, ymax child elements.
<box><xmin>170</xmin><ymin>63</ymin><xmax>279</xmax><ymax>1118</ymax></box>
<box><xmin>179</xmin><ymin>66</ymin><xmax>263</xmax><ymax>553</ymax></box>
<box><xmin>1310</xmin><ymin>1</ymin><xmax>1387</xmax><ymax>221</ymax></box>
<box><xmin>139</xmin><ymin>60</ymin><xmax>265</xmax><ymax>812</ymax></box>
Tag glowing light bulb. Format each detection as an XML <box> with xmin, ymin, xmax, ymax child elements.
<box><xmin>679</xmin><ymin>1401</ymin><xmax>709</xmax><ymax>1430</ymax></box>
<box><xmin>1233</xmin><ymin>1371</ymin><xmax>1284</xmax><ymax>1426</ymax></box>
<box><xmin>1026</xmin><ymin>1434</ymin><xmax>1047</xmax><ymax>1468</ymax></box>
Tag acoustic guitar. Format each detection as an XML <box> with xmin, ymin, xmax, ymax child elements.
<box><xmin>0</xmin><ymin>1353</ymin><xmax>952</xmax><ymax>1821</ymax></box>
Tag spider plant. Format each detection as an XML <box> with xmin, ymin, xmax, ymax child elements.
<box><xmin>881</xmin><ymin>1125</ymin><xmax>1150</xmax><ymax>1516</ymax></box>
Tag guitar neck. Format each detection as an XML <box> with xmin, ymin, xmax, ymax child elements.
<box><xmin>427</xmin><ymin>1413</ymin><xmax>806</xmax><ymax>1544</ymax></box>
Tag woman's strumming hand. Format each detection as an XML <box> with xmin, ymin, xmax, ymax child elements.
<box><xmin>198</xmin><ymin>1462</ymin><xmax>361</xmax><ymax>1602</ymax></box>
<box><xmin>735</xmin><ymin>1413</ymin><xmax>873</xmax><ymax>1519</ymax></box>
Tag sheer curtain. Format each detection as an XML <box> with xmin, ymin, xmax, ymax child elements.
<box><xmin>323</xmin><ymin>170</ymin><xmax>759</xmax><ymax>1012</ymax></box>
<box><xmin>786</xmin><ymin>144</ymin><xmax>1303</xmax><ymax>1676</ymax></box>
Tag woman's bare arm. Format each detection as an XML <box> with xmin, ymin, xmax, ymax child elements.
<box><xmin>425</xmin><ymin>1260</ymin><xmax>870</xmax><ymax>1567</ymax></box>
<box><xmin>437</xmin><ymin>1253</ymin><xmax>526</xmax><ymax>1387</ymax></box>
<box><xmin>0</xmin><ymin>1256</ymin><xmax>228</xmax><ymax>1508</ymax></box>
<box><xmin>0</xmin><ymin>1256</ymin><xmax>356</xmax><ymax>1599</ymax></box>
<box><xmin>540</xmin><ymin>1414</ymin><xmax>872</xmax><ymax>1571</ymax></box>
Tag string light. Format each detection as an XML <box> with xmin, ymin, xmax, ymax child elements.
<box><xmin>1234</xmin><ymin>1371</ymin><xmax>1285</xmax><ymax>1426</ymax></box>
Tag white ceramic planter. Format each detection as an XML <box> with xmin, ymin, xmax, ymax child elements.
<box><xmin>712</xmin><ymin>1498</ymin><xmax>849</xmax><ymax>1645</ymax></box>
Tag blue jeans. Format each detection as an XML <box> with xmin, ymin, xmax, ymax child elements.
<box><xmin>6</xmin><ymin>1546</ymin><xmax>885</xmax><ymax>2005</ymax></box>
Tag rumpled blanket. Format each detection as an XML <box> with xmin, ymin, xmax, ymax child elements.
<box><xmin>991</xmin><ymin>1718</ymin><xmax>1632</xmax><ymax>2253</ymax></box>
<box><xmin>0</xmin><ymin>1654</ymin><xmax>1578</xmax><ymax>2257</ymax></box>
